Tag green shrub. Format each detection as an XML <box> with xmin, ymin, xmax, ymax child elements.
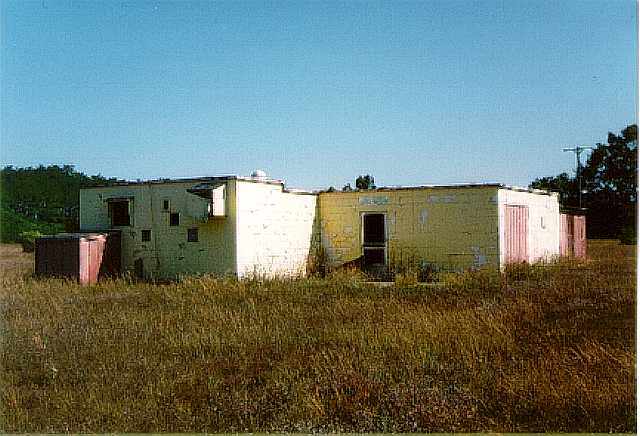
<box><xmin>618</xmin><ymin>225</ymin><xmax>637</xmax><ymax>245</ymax></box>
<box><xmin>18</xmin><ymin>230</ymin><xmax>43</xmax><ymax>252</ymax></box>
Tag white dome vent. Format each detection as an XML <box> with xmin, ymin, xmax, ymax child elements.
<box><xmin>251</xmin><ymin>169</ymin><xmax>267</xmax><ymax>180</ymax></box>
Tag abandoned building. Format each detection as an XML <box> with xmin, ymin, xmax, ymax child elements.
<box><xmin>36</xmin><ymin>172</ymin><xmax>587</xmax><ymax>283</ymax></box>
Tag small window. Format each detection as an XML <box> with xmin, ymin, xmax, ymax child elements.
<box><xmin>170</xmin><ymin>213</ymin><xmax>179</xmax><ymax>226</ymax></box>
<box><xmin>109</xmin><ymin>200</ymin><xmax>130</xmax><ymax>227</ymax></box>
<box><xmin>163</xmin><ymin>199</ymin><xmax>170</xmax><ymax>210</ymax></box>
<box><xmin>141</xmin><ymin>229</ymin><xmax>151</xmax><ymax>242</ymax></box>
<box><xmin>540</xmin><ymin>216</ymin><xmax>546</xmax><ymax>229</ymax></box>
<box><xmin>187</xmin><ymin>228</ymin><xmax>198</xmax><ymax>242</ymax></box>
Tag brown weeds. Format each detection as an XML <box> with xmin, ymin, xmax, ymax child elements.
<box><xmin>0</xmin><ymin>241</ymin><xmax>635</xmax><ymax>432</ymax></box>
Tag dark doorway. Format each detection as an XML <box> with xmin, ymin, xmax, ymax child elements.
<box><xmin>362</xmin><ymin>213</ymin><xmax>386</xmax><ymax>271</ymax></box>
<box><xmin>134</xmin><ymin>258</ymin><xmax>144</xmax><ymax>279</ymax></box>
<box><xmin>109</xmin><ymin>201</ymin><xmax>130</xmax><ymax>227</ymax></box>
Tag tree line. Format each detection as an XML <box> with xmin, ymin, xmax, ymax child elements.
<box><xmin>1</xmin><ymin>124</ymin><xmax>636</xmax><ymax>244</ymax></box>
<box><xmin>0</xmin><ymin>165</ymin><xmax>124</xmax><ymax>241</ymax></box>
<box><xmin>530</xmin><ymin>124</ymin><xmax>636</xmax><ymax>241</ymax></box>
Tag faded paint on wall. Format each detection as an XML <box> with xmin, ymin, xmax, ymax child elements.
<box><xmin>235</xmin><ymin>180</ymin><xmax>317</xmax><ymax>277</ymax></box>
<box><xmin>318</xmin><ymin>186</ymin><xmax>500</xmax><ymax>272</ymax></box>
<box><xmin>79</xmin><ymin>177</ymin><xmax>570</xmax><ymax>280</ymax></box>
<box><xmin>560</xmin><ymin>213</ymin><xmax>587</xmax><ymax>258</ymax></box>
<box><xmin>498</xmin><ymin>189</ymin><xmax>560</xmax><ymax>268</ymax></box>
<box><xmin>80</xmin><ymin>180</ymin><xmax>237</xmax><ymax>279</ymax></box>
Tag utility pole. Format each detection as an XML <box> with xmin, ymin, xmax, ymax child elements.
<box><xmin>563</xmin><ymin>145</ymin><xmax>595</xmax><ymax>209</ymax></box>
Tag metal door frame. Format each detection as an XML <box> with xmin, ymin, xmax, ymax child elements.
<box><xmin>360</xmin><ymin>212</ymin><xmax>388</xmax><ymax>265</ymax></box>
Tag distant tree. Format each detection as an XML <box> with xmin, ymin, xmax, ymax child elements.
<box><xmin>0</xmin><ymin>165</ymin><xmax>125</xmax><ymax>241</ymax></box>
<box><xmin>530</xmin><ymin>172</ymin><xmax>577</xmax><ymax>207</ymax></box>
<box><xmin>342</xmin><ymin>183</ymin><xmax>353</xmax><ymax>192</ymax></box>
<box><xmin>582</xmin><ymin>124</ymin><xmax>637</xmax><ymax>205</ymax></box>
<box><xmin>355</xmin><ymin>174</ymin><xmax>376</xmax><ymax>190</ymax></box>
<box><xmin>530</xmin><ymin>124</ymin><xmax>637</xmax><ymax>240</ymax></box>
<box><xmin>326</xmin><ymin>186</ymin><xmax>336</xmax><ymax>192</ymax></box>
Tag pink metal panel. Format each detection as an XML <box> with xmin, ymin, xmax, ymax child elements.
<box><xmin>559</xmin><ymin>213</ymin><xmax>586</xmax><ymax>259</ymax></box>
<box><xmin>35</xmin><ymin>233</ymin><xmax>115</xmax><ymax>284</ymax></box>
<box><xmin>559</xmin><ymin>213</ymin><xmax>574</xmax><ymax>256</ymax></box>
<box><xmin>572</xmin><ymin>215</ymin><xmax>587</xmax><ymax>258</ymax></box>
<box><xmin>79</xmin><ymin>240</ymin><xmax>90</xmax><ymax>285</ymax></box>
<box><xmin>79</xmin><ymin>236</ymin><xmax>108</xmax><ymax>285</ymax></box>
<box><xmin>87</xmin><ymin>236</ymin><xmax>106</xmax><ymax>284</ymax></box>
<box><xmin>504</xmin><ymin>205</ymin><xmax>528</xmax><ymax>264</ymax></box>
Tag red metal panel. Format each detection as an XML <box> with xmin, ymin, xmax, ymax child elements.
<box><xmin>573</xmin><ymin>215</ymin><xmax>587</xmax><ymax>258</ymax></box>
<box><xmin>504</xmin><ymin>205</ymin><xmax>528</xmax><ymax>264</ymax></box>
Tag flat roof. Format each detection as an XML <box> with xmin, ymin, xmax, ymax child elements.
<box><xmin>317</xmin><ymin>183</ymin><xmax>554</xmax><ymax>196</ymax></box>
<box><xmin>38</xmin><ymin>232</ymin><xmax>111</xmax><ymax>240</ymax></box>
<box><xmin>81</xmin><ymin>175</ymin><xmax>318</xmax><ymax>195</ymax></box>
<box><xmin>82</xmin><ymin>176</ymin><xmax>552</xmax><ymax>196</ymax></box>
<box><xmin>83</xmin><ymin>175</ymin><xmax>285</xmax><ymax>188</ymax></box>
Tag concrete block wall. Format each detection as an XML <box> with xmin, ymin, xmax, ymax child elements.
<box><xmin>80</xmin><ymin>180</ymin><xmax>237</xmax><ymax>279</ymax></box>
<box><xmin>235</xmin><ymin>180</ymin><xmax>317</xmax><ymax>278</ymax></box>
<box><xmin>80</xmin><ymin>178</ymin><xmax>565</xmax><ymax>279</ymax></box>
<box><xmin>498</xmin><ymin>188</ymin><xmax>560</xmax><ymax>267</ymax></box>
<box><xmin>318</xmin><ymin>186</ymin><xmax>500</xmax><ymax>272</ymax></box>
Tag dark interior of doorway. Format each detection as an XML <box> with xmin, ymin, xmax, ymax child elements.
<box><xmin>362</xmin><ymin>213</ymin><xmax>386</xmax><ymax>277</ymax></box>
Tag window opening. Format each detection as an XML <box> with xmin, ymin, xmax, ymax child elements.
<box><xmin>187</xmin><ymin>228</ymin><xmax>199</xmax><ymax>242</ymax></box>
<box><xmin>141</xmin><ymin>230</ymin><xmax>151</xmax><ymax>242</ymax></box>
<box><xmin>170</xmin><ymin>213</ymin><xmax>179</xmax><ymax>226</ymax></box>
<box><xmin>163</xmin><ymin>200</ymin><xmax>170</xmax><ymax>210</ymax></box>
<box><xmin>109</xmin><ymin>200</ymin><xmax>130</xmax><ymax>227</ymax></box>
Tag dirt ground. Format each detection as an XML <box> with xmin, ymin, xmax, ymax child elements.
<box><xmin>0</xmin><ymin>243</ymin><xmax>33</xmax><ymax>279</ymax></box>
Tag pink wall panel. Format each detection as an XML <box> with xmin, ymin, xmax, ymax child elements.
<box><xmin>559</xmin><ymin>214</ymin><xmax>573</xmax><ymax>256</ymax></box>
<box><xmin>573</xmin><ymin>215</ymin><xmax>587</xmax><ymax>258</ymax></box>
<box><xmin>35</xmin><ymin>233</ymin><xmax>117</xmax><ymax>284</ymax></box>
<box><xmin>559</xmin><ymin>213</ymin><xmax>586</xmax><ymax>259</ymax></box>
<box><xmin>504</xmin><ymin>205</ymin><xmax>528</xmax><ymax>264</ymax></box>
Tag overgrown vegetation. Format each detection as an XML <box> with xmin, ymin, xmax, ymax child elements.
<box><xmin>0</xmin><ymin>165</ymin><xmax>124</xmax><ymax>242</ymax></box>
<box><xmin>0</xmin><ymin>207</ymin><xmax>63</xmax><ymax>244</ymax></box>
<box><xmin>0</xmin><ymin>240</ymin><xmax>634</xmax><ymax>432</ymax></box>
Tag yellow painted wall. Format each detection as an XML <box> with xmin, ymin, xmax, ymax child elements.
<box><xmin>80</xmin><ymin>180</ymin><xmax>237</xmax><ymax>279</ymax></box>
<box><xmin>317</xmin><ymin>186</ymin><xmax>500</xmax><ymax>271</ymax></box>
<box><xmin>80</xmin><ymin>179</ymin><xmax>563</xmax><ymax>279</ymax></box>
<box><xmin>235</xmin><ymin>180</ymin><xmax>318</xmax><ymax>277</ymax></box>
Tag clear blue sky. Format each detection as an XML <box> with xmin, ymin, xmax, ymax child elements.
<box><xmin>1</xmin><ymin>0</ymin><xmax>637</xmax><ymax>190</ymax></box>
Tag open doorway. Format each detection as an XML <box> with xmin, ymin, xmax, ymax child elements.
<box><xmin>362</xmin><ymin>213</ymin><xmax>386</xmax><ymax>273</ymax></box>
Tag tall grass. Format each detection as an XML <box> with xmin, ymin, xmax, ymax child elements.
<box><xmin>0</xmin><ymin>241</ymin><xmax>635</xmax><ymax>432</ymax></box>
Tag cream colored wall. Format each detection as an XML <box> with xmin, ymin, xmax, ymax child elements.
<box><xmin>498</xmin><ymin>188</ymin><xmax>560</xmax><ymax>267</ymax></box>
<box><xmin>235</xmin><ymin>180</ymin><xmax>318</xmax><ymax>277</ymax></box>
<box><xmin>318</xmin><ymin>186</ymin><xmax>500</xmax><ymax>272</ymax></box>
<box><xmin>80</xmin><ymin>180</ymin><xmax>237</xmax><ymax>279</ymax></box>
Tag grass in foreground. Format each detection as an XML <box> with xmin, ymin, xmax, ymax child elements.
<box><xmin>0</xmin><ymin>241</ymin><xmax>635</xmax><ymax>432</ymax></box>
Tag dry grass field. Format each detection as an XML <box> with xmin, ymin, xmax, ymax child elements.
<box><xmin>0</xmin><ymin>240</ymin><xmax>635</xmax><ymax>432</ymax></box>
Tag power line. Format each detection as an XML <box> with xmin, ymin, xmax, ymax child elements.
<box><xmin>563</xmin><ymin>145</ymin><xmax>595</xmax><ymax>209</ymax></box>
